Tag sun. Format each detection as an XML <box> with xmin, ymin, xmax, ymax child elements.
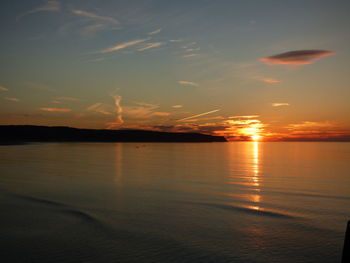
<box><xmin>251</xmin><ymin>135</ymin><xmax>261</xmax><ymax>141</ymax></box>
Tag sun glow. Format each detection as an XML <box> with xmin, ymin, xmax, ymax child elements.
<box><xmin>251</xmin><ymin>135</ymin><xmax>262</xmax><ymax>141</ymax></box>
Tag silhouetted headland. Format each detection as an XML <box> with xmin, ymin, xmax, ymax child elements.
<box><xmin>0</xmin><ymin>125</ymin><xmax>227</xmax><ymax>143</ymax></box>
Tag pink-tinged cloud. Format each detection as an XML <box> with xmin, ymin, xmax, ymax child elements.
<box><xmin>260</xmin><ymin>50</ymin><xmax>335</xmax><ymax>66</ymax></box>
<box><xmin>263</xmin><ymin>78</ymin><xmax>280</xmax><ymax>83</ymax></box>
<box><xmin>40</xmin><ymin>107</ymin><xmax>71</xmax><ymax>112</ymax></box>
<box><xmin>5</xmin><ymin>97</ymin><xmax>20</xmax><ymax>102</ymax></box>
<box><xmin>0</xmin><ymin>86</ymin><xmax>9</xmax><ymax>91</ymax></box>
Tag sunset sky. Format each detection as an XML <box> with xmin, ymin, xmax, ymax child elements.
<box><xmin>1</xmin><ymin>0</ymin><xmax>349</xmax><ymax>140</ymax></box>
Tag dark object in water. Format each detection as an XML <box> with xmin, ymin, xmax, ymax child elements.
<box><xmin>342</xmin><ymin>221</ymin><xmax>350</xmax><ymax>263</ymax></box>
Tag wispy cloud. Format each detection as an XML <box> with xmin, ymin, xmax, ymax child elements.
<box><xmin>123</xmin><ymin>102</ymin><xmax>170</xmax><ymax>119</ymax></box>
<box><xmin>17</xmin><ymin>0</ymin><xmax>61</xmax><ymax>21</ymax></box>
<box><xmin>172</xmin><ymin>105</ymin><xmax>183</xmax><ymax>108</ymax></box>
<box><xmin>137</xmin><ymin>42</ymin><xmax>165</xmax><ymax>51</ymax></box>
<box><xmin>261</xmin><ymin>50</ymin><xmax>336</xmax><ymax>66</ymax></box>
<box><xmin>177</xmin><ymin>109</ymin><xmax>220</xmax><ymax>122</ymax></box>
<box><xmin>287</xmin><ymin>121</ymin><xmax>334</xmax><ymax>129</ymax></box>
<box><xmin>281</xmin><ymin>121</ymin><xmax>350</xmax><ymax>141</ymax></box>
<box><xmin>95</xmin><ymin>38</ymin><xmax>149</xmax><ymax>54</ymax></box>
<box><xmin>0</xmin><ymin>86</ymin><xmax>8</xmax><ymax>91</ymax></box>
<box><xmin>183</xmin><ymin>53</ymin><xmax>200</xmax><ymax>58</ymax></box>
<box><xmin>106</xmin><ymin>95</ymin><xmax>124</xmax><ymax>128</ymax></box>
<box><xmin>263</xmin><ymin>78</ymin><xmax>281</xmax><ymax>83</ymax></box>
<box><xmin>170</xmin><ymin>39</ymin><xmax>183</xmax><ymax>43</ymax></box>
<box><xmin>39</xmin><ymin>107</ymin><xmax>71</xmax><ymax>112</ymax></box>
<box><xmin>72</xmin><ymin>10</ymin><xmax>119</xmax><ymax>24</ymax></box>
<box><xmin>180</xmin><ymin>41</ymin><xmax>201</xmax><ymax>58</ymax></box>
<box><xmin>148</xmin><ymin>28</ymin><xmax>162</xmax><ymax>35</ymax></box>
<box><xmin>71</xmin><ymin>9</ymin><xmax>120</xmax><ymax>36</ymax></box>
<box><xmin>5</xmin><ymin>97</ymin><xmax>20</xmax><ymax>102</ymax></box>
<box><xmin>87</xmin><ymin>103</ymin><xmax>103</xmax><ymax>111</ymax></box>
<box><xmin>86</xmin><ymin>102</ymin><xmax>113</xmax><ymax>115</ymax></box>
<box><xmin>180</xmin><ymin>116</ymin><xmax>224</xmax><ymax>122</ymax></box>
<box><xmin>80</xmin><ymin>23</ymin><xmax>108</xmax><ymax>35</ymax></box>
<box><xmin>178</xmin><ymin>80</ymin><xmax>199</xmax><ymax>87</ymax></box>
<box><xmin>229</xmin><ymin>115</ymin><xmax>259</xmax><ymax>119</ymax></box>
<box><xmin>272</xmin><ymin>103</ymin><xmax>290</xmax><ymax>107</ymax></box>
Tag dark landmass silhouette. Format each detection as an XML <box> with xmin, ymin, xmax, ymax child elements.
<box><xmin>0</xmin><ymin>125</ymin><xmax>227</xmax><ymax>143</ymax></box>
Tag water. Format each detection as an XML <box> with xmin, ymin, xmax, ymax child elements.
<box><xmin>0</xmin><ymin>142</ymin><xmax>349</xmax><ymax>262</ymax></box>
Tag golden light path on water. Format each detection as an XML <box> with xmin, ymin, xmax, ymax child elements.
<box><xmin>225</xmin><ymin>140</ymin><xmax>262</xmax><ymax>211</ymax></box>
<box><xmin>248</xmin><ymin>140</ymin><xmax>262</xmax><ymax>211</ymax></box>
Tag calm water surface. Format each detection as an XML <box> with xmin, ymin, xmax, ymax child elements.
<box><xmin>1</xmin><ymin>142</ymin><xmax>349</xmax><ymax>262</ymax></box>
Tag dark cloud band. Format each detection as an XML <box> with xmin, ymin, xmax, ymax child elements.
<box><xmin>261</xmin><ymin>50</ymin><xmax>335</xmax><ymax>65</ymax></box>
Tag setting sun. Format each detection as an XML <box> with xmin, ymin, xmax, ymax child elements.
<box><xmin>251</xmin><ymin>135</ymin><xmax>261</xmax><ymax>141</ymax></box>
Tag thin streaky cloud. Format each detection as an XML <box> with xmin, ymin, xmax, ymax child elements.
<box><xmin>123</xmin><ymin>102</ymin><xmax>170</xmax><ymax>119</ymax></box>
<box><xmin>86</xmin><ymin>102</ymin><xmax>113</xmax><ymax>115</ymax></box>
<box><xmin>72</xmin><ymin>10</ymin><xmax>119</xmax><ymax>24</ymax></box>
<box><xmin>261</xmin><ymin>50</ymin><xmax>336</xmax><ymax>66</ymax></box>
<box><xmin>170</xmin><ymin>39</ymin><xmax>183</xmax><ymax>43</ymax></box>
<box><xmin>81</xmin><ymin>23</ymin><xmax>108</xmax><ymax>36</ymax></box>
<box><xmin>17</xmin><ymin>0</ymin><xmax>61</xmax><ymax>21</ymax></box>
<box><xmin>172</xmin><ymin>105</ymin><xmax>183</xmax><ymax>108</ymax></box>
<box><xmin>178</xmin><ymin>80</ymin><xmax>199</xmax><ymax>87</ymax></box>
<box><xmin>86</xmin><ymin>103</ymin><xmax>103</xmax><ymax>111</ymax></box>
<box><xmin>0</xmin><ymin>86</ymin><xmax>9</xmax><ymax>91</ymax></box>
<box><xmin>181</xmin><ymin>116</ymin><xmax>224</xmax><ymax>122</ymax></box>
<box><xmin>39</xmin><ymin>107</ymin><xmax>71</xmax><ymax>112</ymax></box>
<box><xmin>185</xmin><ymin>48</ymin><xmax>200</xmax><ymax>52</ymax></box>
<box><xmin>183</xmin><ymin>53</ymin><xmax>200</xmax><ymax>58</ymax></box>
<box><xmin>272</xmin><ymin>103</ymin><xmax>290</xmax><ymax>107</ymax></box>
<box><xmin>263</xmin><ymin>78</ymin><xmax>280</xmax><ymax>83</ymax></box>
<box><xmin>177</xmin><ymin>109</ymin><xmax>220</xmax><ymax>122</ymax></box>
<box><xmin>229</xmin><ymin>115</ymin><xmax>259</xmax><ymax>119</ymax></box>
<box><xmin>148</xmin><ymin>28</ymin><xmax>162</xmax><ymax>35</ymax></box>
<box><xmin>5</xmin><ymin>97</ymin><xmax>20</xmax><ymax>102</ymax></box>
<box><xmin>95</xmin><ymin>109</ymin><xmax>112</xmax><ymax>115</ymax></box>
<box><xmin>95</xmin><ymin>38</ymin><xmax>149</xmax><ymax>54</ymax></box>
<box><xmin>88</xmin><ymin>57</ymin><xmax>106</xmax><ymax>63</ymax></box>
<box><xmin>137</xmin><ymin>42</ymin><xmax>165</xmax><ymax>51</ymax></box>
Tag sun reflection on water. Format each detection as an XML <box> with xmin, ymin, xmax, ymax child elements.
<box><xmin>248</xmin><ymin>141</ymin><xmax>262</xmax><ymax>209</ymax></box>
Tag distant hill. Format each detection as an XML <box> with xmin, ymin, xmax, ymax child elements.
<box><xmin>0</xmin><ymin>125</ymin><xmax>227</xmax><ymax>143</ymax></box>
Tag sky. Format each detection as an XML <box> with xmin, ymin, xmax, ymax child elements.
<box><xmin>1</xmin><ymin>0</ymin><xmax>350</xmax><ymax>141</ymax></box>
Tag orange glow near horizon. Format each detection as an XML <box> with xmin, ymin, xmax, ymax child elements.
<box><xmin>251</xmin><ymin>135</ymin><xmax>262</xmax><ymax>141</ymax></box>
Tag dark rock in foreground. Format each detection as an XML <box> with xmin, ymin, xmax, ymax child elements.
<box><xmin>0</xmin><ymin>125</ymin><xmax>227</xmax><ymax>143</ymax></box>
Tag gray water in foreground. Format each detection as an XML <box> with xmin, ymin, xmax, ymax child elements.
<box><xmin>0</xmin><ymin>142</ymin><xmax>349</xmax><ymax>263</ymax></box>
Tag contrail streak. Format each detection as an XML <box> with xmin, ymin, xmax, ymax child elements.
<box><xmin>177</xmin><ymin>109</ymin><xmax>220</xmax><ymax>122</ymax></box>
